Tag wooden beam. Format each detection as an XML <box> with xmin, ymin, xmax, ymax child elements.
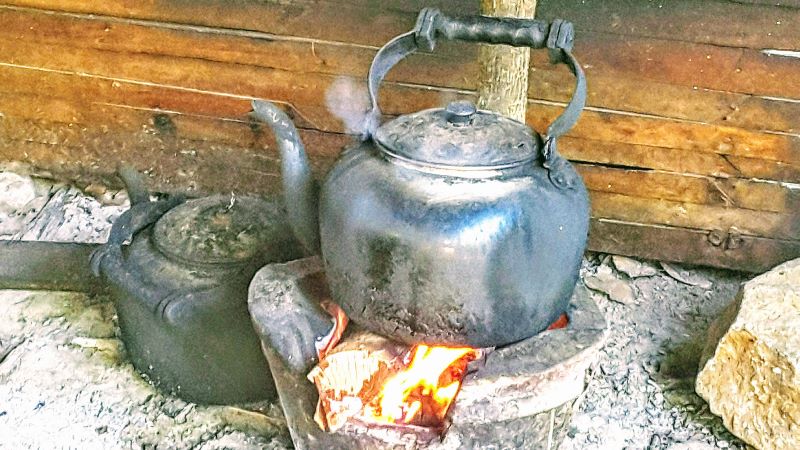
<box><xmin>576</xmin><ymin>164</ymin><xmax>800</xmax><ymax>214</ymax></box>
<box><xmin>0</xmin><ymin>6</ymin><xmax>797</xmax><ymax>136</ymax></box>
<box><xmin>2</xmin><ymin>0</ymin><xmax>799</xmax><ymax>51</ymax></box>
<box><xmin>589</xmin><ymin>191</ymin><xmax>800</xmax><ymax>241</ymax></box>
<box><xmin>1</xmin><ymin>4</ymin><xmax>799</xmax><ymax>103</ymax></box>
<box><xmin>475</xmin><ymin>0</ymin><xmax>536</xmax><ymax>122</ymax></box>
<box><xmin>559</xmin><ymin>137</ymin><xmax>800</xmax><ymax>184</ymax></box>
<box><xmin>588</xmin><ymin>219</ymin><xmax>800</xmax><ymax>273</ymax></box>
<box><xmin>537</xmin><ymin>0</ymin><xmax>800</xmax><ymax>50</ymax></box>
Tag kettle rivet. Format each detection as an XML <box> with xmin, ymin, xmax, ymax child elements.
<box><xmin>445</xmin><ymin>100</ymin><xmax>477</xmax><ymax>125</ymax></box>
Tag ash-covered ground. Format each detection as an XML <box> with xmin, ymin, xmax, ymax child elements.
<box><xmin>0</xmin><ymin>170</ymin><xmax>751</xmax><ymax>450</ymax></box>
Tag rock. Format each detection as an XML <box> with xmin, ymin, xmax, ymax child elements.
<box><xmin>70</xmin><ymin>337</ymin><xmax>121</xmax><ymax>354</ymax></box>
<box><xmin>696</xmin><ymin>258</ymin><xmax>800</xmax><ymax>450</ymax></box>
<box><xmin>83</xmin><ymin>183</ymin><xmax>107</xmax><ymax>199</ymax></box>
<box><xmin>612</xmin><ymin>255</ymin><xmax>659</xmax><ymax>278</ymax></box>
<box><xmin>661</xmin><ymin>262</ymin><xmax>713</xmax><ymax>289</ymax></box>
<box><xmin>247</xmin><ymin>257</ymin><xmax>334</xmax><ymax>374</ymax></box>
<box><xmin>99</xmin><ymin>189</ymin><xmax>130</xmax><ymax>207</ymax></box>
<box><xmin>584</xmin><ymin>264</ymin><xmax>637</xmax><ymax>304</ymax></box>
<box><xmin>0</xmin><ymin>337</ymin><xmax>24</xmax><ymax>364</ymax></box>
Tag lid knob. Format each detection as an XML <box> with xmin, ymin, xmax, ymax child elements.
<box><xmin>445</xmin><ymin>100</ymin><xmax>477</xmax><ymax>125</ymax></box>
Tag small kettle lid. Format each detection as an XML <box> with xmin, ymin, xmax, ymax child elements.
<box><xmin>153</xmin><ymin>195</ymin><xmax>286</xmax><ymax>266</ymax></box>
<box><xmin>374</xmin><ymin>100</ymin><xmax>539</xmax><ymax>170</ymax></box>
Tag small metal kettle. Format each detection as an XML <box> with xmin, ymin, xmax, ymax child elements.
<box><xmin>91</xmin><ymin>170</ymin><xmax>305</xmax><ymax>404</ymax></box>
<box><xmin>253</xmin><ymin>8</ymin><xmax>589</xmax><ymax>348</ymax></box>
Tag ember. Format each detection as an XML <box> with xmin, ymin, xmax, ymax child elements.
<box><xmin>307</xmin><ymin>326</ymin><xmax>478</xmax><ymax>433</ymax></box>
<box><xmin>363</xmin><ymin>344</ymin><xmax>478</xmax><ymax>427</ymax></box>
<box><xmin>308</xmin><ymin>308</ymin><xmax>568</xmax><ymax>434</ymax></box>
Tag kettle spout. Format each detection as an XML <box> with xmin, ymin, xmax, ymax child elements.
<box><xmin>251</xmin><ymin>100</ymin><xmax>320</xmax><ymax>255</ymax></box>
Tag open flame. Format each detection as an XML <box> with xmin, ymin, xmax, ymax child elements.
<box><xmin>309</xmin><ymin>301</ymin><xmax>567</xmax><ymax>434</ymax></box>
<box><xmin>308</xmin><ymin>300</ymin><xmax>479</xmax><ymax>433</ymax></box>
<box><xmin>363</xmin><ymin>344</ymin><xmax>478</xmax><ymax>427</ymax></box>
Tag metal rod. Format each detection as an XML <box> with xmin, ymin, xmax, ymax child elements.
<box><xmin>0</xmin><ymin>241</ymin><xmax>102</xmax><ymax>293</ymax></box>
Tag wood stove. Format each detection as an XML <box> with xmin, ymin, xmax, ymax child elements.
<box><xmin>249</xmin><ymin>257</ymin><xmax>606</xmax><ymax>450</ymax></box>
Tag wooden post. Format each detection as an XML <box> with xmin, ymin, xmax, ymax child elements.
<box><xmin>476</xmin><ymin>0</ymin><xmax>537</xmax><ymax>122</ymax></box>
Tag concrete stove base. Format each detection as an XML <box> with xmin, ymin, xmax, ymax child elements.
<box><xmin>248</xmin><ymin>257</ymin><xmax>606</xmax><ymax>450</ymax></box>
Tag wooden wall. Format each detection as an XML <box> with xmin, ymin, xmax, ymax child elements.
<box><xmin>0</xmin><ymin>0</ymin><xmax>798</xmax><ymax>272</ymax></box>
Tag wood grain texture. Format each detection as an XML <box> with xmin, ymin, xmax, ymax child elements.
<box><xmin>589</xmin><ymin>219</ymin><xmax>800</xmax><ymax>273</ymax></box>
<box><xmin>476</xmin><ymin>0</ymin><xmax>536</xmax><ymax>121</ymax></box>
<box><xmin>589</xmin><ymin>191</ymin><xmax>800</xmax><ymax>241</ymax></box>
<box><xmin>576</xmin><ymin>164</ymin><xmax>800</xmax><ymax>214</ymax></box>
<box><xmin>1</xmin><ymin>33</ymin><xmax>797</xmax><ymax>168</ymax></box>
<box><xmin>3</xmin><ymin>0</ymin><xmax>799</xmax><ymax>50</ymax></box>
<box><xmin>0</xmin><ymin>6</ymin><xmax>797</xmax><ymax>134</ymax></box>
<box><xmin>0</xmin><ymin>1</ymin><xmax>797</xmax><ymax>271</ymax></box>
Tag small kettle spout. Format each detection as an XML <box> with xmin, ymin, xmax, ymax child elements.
<box><xmin>251</xmin><ymin>100</ymin><xmax>320</xmax><ymax>255</ymax></box>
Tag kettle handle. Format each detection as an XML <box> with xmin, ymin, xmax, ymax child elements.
<box><xmin>365</xmin><ymin>8</ymin><xmax>586</xmax><ymax>161</ymax></box>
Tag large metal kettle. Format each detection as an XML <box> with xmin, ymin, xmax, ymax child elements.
<box><xmin>252</xmin><ymin>8</ymin><xmax>589</xmax><ymax>348</ymax></box>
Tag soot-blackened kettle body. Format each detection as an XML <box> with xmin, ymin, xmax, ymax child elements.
<box><xmin>253</xmin><ymin>8</ymin><xmax>590</xmax><ymax>348</ymax></box>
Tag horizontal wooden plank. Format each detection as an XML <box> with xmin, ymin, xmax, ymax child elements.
<box><xmin>1</xmin><ymin>5</ymin><xmax>798</xmax><ymax>136</ymax></box>
<box><xmin>528</xmin><ymin>32</ymin><xmax>800</xmax><ymax>102</ymax></box>
<box><xmin>1</xmin><ymin>34</ymin><xmax>798</xmax><ymax>169</ymax></box>
<box><xmin>589</xmin><ymin>191</ymin><xmax>800</xmax><ymax>241</ymax></box>
<box><xmin>527</xmin><ymin>103</ymin><xmax>800</xmax><ymax>167</ymax></box>
<box><xmin>0</xmin><ymin>1</ymin><xmax>420</xmax><ymax>48</ymax></box>
<box><xmin>0</xmin><ymin>92</ymin><xmax>344</xmax><ymax>195</ymax></box>
<box><xmin>364</xmin><ymin>0</ymin><xmax>800</xmax><ymax>51</ymax></box>
<box><xmin>4</xmin><ymin>0</ymin><xmax>800</xmax><ymax>51</ymax></box>
<box><xmin>576</xmin><ymin>164</ymin><xmax>800</xmax><ymax>214</ymax></box>
<box><xmin>3</xmin><ymin>91</ymin><xmax>799</xmax><ymax>243</ymax></box>
<box><xmin>588</xmin><ymin>219</ymin><xmax>800</xmax><ymax>273</ymax></box>
<box><xmin>537</xmin><ymin>0</ymin><xmax>800</xmax><ymax>50</ymax></box>
<box><xmin>560</xmin><ymin>137</ymin><xmax>800</xmax><ymax>184</ymax></box>
<box><xmin>1</xmin><ymin>131</ymin><xmax>340</xmax><ymax>197</ymax></box>
<box><xmin>530</xmin><ymin>68</ymin><xmax>800</xmax><ymax>135</ymax></box>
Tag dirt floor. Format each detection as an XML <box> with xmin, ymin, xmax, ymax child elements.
<box><xmin>0</xmin><ymin>171</ymin><xmax>753</xmax><ymax>450</ymax></box>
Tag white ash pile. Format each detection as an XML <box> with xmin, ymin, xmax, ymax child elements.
<box><xmin>0</xmin><ymin>170</ymin><xmax>126</xmax><ymax>243</ymax></box>
<box><xmin>564</xmin><ymin>254</ymin><xmax>750</xmax><ymax>450</ymax></box>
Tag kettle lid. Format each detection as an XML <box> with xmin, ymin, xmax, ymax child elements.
<box><xmin>374</xmin><ymin>100</ymin><xmax>539</xmax><ymax>170</ymax></box>
<box><xmin>153</xmin><ymin>195</ymin><xmax>286</xmax><ymax>266</ymax></box>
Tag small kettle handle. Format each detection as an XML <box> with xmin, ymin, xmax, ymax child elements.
<box><xmin>365</xmin><ymin>8</ymin><xmax>586</xmax><ymax>161</ymax></box>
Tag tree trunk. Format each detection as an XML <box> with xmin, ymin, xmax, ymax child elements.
<box><xmin>476</xmin><ymin>0</ymin><xmax>537</xmax><ymax>122</ymax></box>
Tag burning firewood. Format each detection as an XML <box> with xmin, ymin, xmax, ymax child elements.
<box><xmin>307</xmin><ymin>305</ymin><xmax>481</xmax><ymax>434</ymax></box>
<box><xmin>307</xmin><ymin>329</ymin><xmax>407</xmax><ymax>432</ymax></box>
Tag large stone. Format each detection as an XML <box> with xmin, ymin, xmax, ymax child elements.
<box><xmin>696</xmin><ymin>258</ymin><xmax>800</xmax><ymax>450</ymax></box>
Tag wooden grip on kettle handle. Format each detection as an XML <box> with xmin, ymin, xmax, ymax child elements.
<box><xmin>415</xmin><ymin>8</ymin><xmax>574</xmax><ymax>58</ymax></box>
<box><xmin>365</xmin><ymin>9</ymin><xmax>584</xmax><ymax>141</ymax></box>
